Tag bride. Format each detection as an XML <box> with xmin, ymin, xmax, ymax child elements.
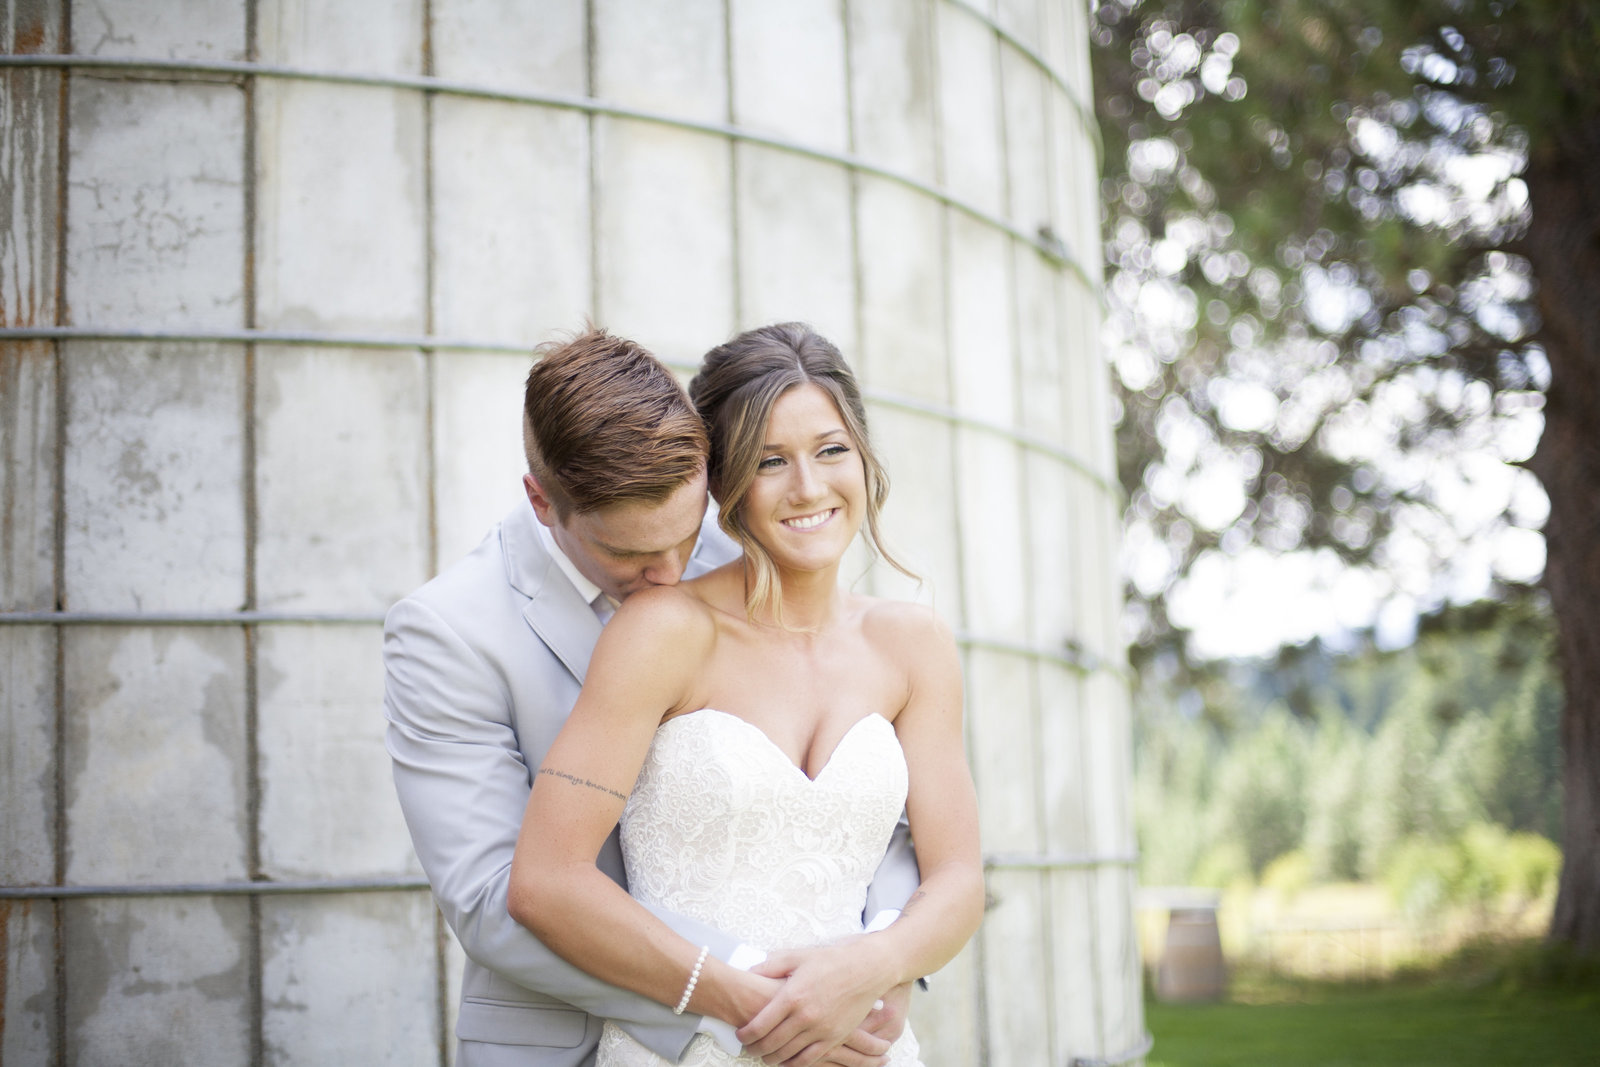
<box><xmin>508</xmin><ymin>323</ymin><xmax>983</xmax><ymax>1066</ymax></box>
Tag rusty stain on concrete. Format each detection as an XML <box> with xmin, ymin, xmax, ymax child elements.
<box><xmin>0</xmin><ymin>344</ymin><xmax>57</xmax><ymax>612</ymax></box>
<box><xmin>62</xmin><ymin>896</ymin><xmax>249</xmax><ymax>1061</ymax></box>
<box><xmin>1</xmin><ymin>68</ymin><xmax>60</xmax><ymax>329</ymax></box>
<box><xmin>1</xmin><ymin>897</ymin><xmax>10</xmax><ymax>1047</ymax></box>
<box><xmin>1</xmin><ymin>895</ymin><xmax>61</xmax><ymax>1061</ymax></box>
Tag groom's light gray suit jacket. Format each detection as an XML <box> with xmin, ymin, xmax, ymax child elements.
<box><xmin>384</xmin><ymin>503</ymin><xmax>920</xmax><ymax>1066</ymax></box>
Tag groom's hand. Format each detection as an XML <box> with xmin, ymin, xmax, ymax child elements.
<box><xmin>736</xmin><ymin>944</ymin><xmax>895</xmax><ymax>1067</ymax></box>
<box><xmin>813</xmin><ymin>982</ymin><xmax>912</xmax><ymax>1067</ymax></box>
<box><xmin>817</xmin><ymin>1033</ymin><xmax>893</xmax><ymax>1067</ymax></box>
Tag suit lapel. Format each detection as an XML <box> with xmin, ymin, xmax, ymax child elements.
<box><xmin>500</xmin><ymin>504</ymin><xmax>602</xmax><ymax>684</ymax></box>
<box><xmin>501</xmin><ymin>505</ymin><xmax>736</xmax><ymax>685</ymax></box>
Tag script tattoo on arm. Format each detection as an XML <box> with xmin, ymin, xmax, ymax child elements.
<box><xmin>900</xmin><ymin>889</ymin><xmax>928</xmax><ymax>916</ymax></box>
<box><xmin>538</xmin><ymin>767</ymin><xmax>629</xmax><ymax>802</ymax></box>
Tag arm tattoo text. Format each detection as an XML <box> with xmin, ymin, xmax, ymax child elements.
<box><xmin>538</xmin><ymin>767</ymin><xmax>628</xmax><ymax>802</ymax></box>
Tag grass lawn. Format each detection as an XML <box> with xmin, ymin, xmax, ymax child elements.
<box><xmin>1145</xmin><ymin>945</ymin><xmax>1600</xmax><ymax>1067</ymax></box>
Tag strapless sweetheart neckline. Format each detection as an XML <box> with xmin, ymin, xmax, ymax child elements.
<box><xmin>662</xmin><ymin>708</ymin><xmax>891</xmax><ymax>784</ymax></box>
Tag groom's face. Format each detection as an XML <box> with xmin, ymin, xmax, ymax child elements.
<box><xmin>531</xmin><ymin>471</ymin><xmax>710</xmax><ymax>602</ymax></box>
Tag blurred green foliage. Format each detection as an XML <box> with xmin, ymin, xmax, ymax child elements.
<box><xmin>1383</xmin><ymin>825</ymin><xmax>1560</xmax><ymax>920</ymax></box>
<box><xmin>1135</xmin><ymin>594</ymin><xmax>1561</xmax><ymax>891</ymax></box>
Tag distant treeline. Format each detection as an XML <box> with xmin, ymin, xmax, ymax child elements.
<box><xmin>1135</xmin><ymin>592</ymin><xmax>1562</xmax><ymax>905</ymax></box>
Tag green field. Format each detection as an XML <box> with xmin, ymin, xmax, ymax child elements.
<box><xmin>1145</xmin><ymin>945</ymin><xmax>1600</xmax><ymax>1067</ymax></box>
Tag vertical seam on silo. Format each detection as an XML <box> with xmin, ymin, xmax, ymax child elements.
<box><xmin>1017</xmin><ymin>156</ymin><xmax>1066</xmax><ymax>1067</ymax></box>
<box><xmin>241</xmin><ymin>3</ymin><xmax>264</xmax><ymax>1064</ymax></box>
<box><xmin>839</xmin><ymin>0</ymin><xmax>867</xmax><ymax>391</ymax></box>
<box><xmin>723</xmin><ymin>0</ymin><xmax>741</xmax><ymax>330</ymax></box>
<box><xmin>992</xmin><ymin>17</ymin><xmax>1015</xmax><ymax>242</ymax></box>
<box><xmin>421</xmin><ymin>1</ymin><xmax>438</xmax><ymax>583</ymax></box>
<box><xmin>243</xmin><ymin>621</ymin><xmax>263</xmax><ymax>1067</ymax></box>
<box><xmin>1004</xmin><ymin>5</ymin><xmax>1063</xmax><ymax>1054</ymax></box>
<box><xmin>51</xmin><ymin>4</ymin><xmax>71</xmax><ymax>1061</ymax></box>
<box><xmin>1084</xmin><ymin>681</ymin><xmax>1107</xmax><ymax>1057</ymax></box>
<box><xmin>420</xmin><ymin>5</ymin><xmax>448</xmax><ymax>1061</ymax></box>
<box><xmin>996</xmin><ymin>6</ymin><xmax>1043</xmax><ymax>1060</ymax></box>
<box><xmin>927</xmin><ymin>0</ymin><xmax>945</xmax><ymax>193</ymax></box>
<box><xmin>1077</xmin><ymin>0</ymin><xmax>1109</xmax><ymax>1047</ymax></box>
<box><xmin>585</xmin><ymin>0</ymin><xmax>601</xmax><ymax>324</ymax></box>
<box><xmin>434</xmin><ymin>900</ymin><xmax>451</xmax><ymax>1067</ymax></box>
<box><xmin>1058</xmin><ymin>8</ymin><xmax>1107</xmax><ymax>1044</ymax></box>
<box><xmin>930</xmin><ymin>3</ymin><xmax>986</xmax><ymax>1062</ymax></box>
<box><xmin>1075</xmin><ymin>471</ymin><xmax>1107</xmax><ymax>1052</ymax></box>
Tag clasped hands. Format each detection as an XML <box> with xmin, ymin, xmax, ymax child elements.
<box><xmin>727</xmin><ymin>940</ymin><xmax>912</xmax><ymax>1067</ymax></box>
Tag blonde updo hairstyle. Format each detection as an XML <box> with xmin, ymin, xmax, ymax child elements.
<box><xmin>689</xmin><ymin>322</ymin><xmax>915</xmax><ymax>624</ymax></box>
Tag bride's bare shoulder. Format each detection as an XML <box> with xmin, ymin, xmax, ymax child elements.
<box><xmin>858</xmin><ymin>596</ymin><xmax>955</xmax><ymax>657</ymax></box>
<box><xmin>608</xmin><ymin>583</ymin><xmax>717</xmax><ymax>652</ymax></box>
<box><xmin>857</xmin><ymin>599</ymin><xmax>960</xmax><ymax>720</ymax></box>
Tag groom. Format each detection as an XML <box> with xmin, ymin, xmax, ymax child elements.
<box><xmin>384</xmin><ymin>328</ymin><xmax>920</xmax><ymax>1067</ymax></box>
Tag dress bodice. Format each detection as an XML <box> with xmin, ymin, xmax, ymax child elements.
<box><xmin>621</xmin><ymin>709</ymin><xmax>907</xmax><ymax>948</ymax></box>
<box><xmin>598</xmin><ymin>709</ymin><xmax>922</xmax><ymax>1066</ymax></box>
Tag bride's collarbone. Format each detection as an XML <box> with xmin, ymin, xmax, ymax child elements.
<box><xmin>719</xmin><ymin>617</ymin><xmax>890</xmax><ymax>670</ymax></box>
<box><xmin>717</xmin><ymin>645</ymin><xmax>901</xmax><ymax>703</ymax></box>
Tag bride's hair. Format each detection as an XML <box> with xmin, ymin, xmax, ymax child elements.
<box><xmin>689</xmin><ymin>322</ymin><xmax>916</xmax><ymax>623</ymax></box>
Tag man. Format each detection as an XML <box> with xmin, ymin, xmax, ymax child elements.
<box><xmin>384</xmin><ymin>329</ymin><xmax>919</xmax><ymax>1066</ymax></box>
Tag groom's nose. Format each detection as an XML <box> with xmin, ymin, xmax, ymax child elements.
<box><xmin>638</xmin><ymin>544</ymin><xmax>692</xmax><ymax>587</ymax></box>
<box><xmin>640</xmin><ymin>558</ymin><xmax>683</xmax><ymax>586</ymax></box>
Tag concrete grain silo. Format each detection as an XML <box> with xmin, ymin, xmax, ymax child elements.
<box><xmin>0</xmin><ymin>1</ymin><xmax>1145</xmax><ymax>1063</ymax></box>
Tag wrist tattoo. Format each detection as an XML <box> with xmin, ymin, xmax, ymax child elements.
<box><xmin>538</xmin><ymin>767</ymin><xmax>628</xmax><ymax>802</ymax></box>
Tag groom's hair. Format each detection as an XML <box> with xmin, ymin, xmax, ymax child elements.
<box><xmin>523</xmin><ymin>328</ymin><xmax>708</xmax><ymax>516</ymax></box>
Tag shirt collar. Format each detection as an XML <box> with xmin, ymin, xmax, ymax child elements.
<box><xmin>534</xmin><ymin>518</ymin><xmax>606</xmax><ymax>606</ymax></box>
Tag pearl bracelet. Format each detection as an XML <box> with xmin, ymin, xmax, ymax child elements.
<box><xmin>673</xmin><ymin>945</ymin><xmax>710</xmax><ymax>1015</ymax></box>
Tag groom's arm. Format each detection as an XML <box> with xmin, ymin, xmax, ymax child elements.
<box><xmin>383</xmin><ymin>596</ymin><xmax>737</xmax><ymax>1061</ymax></box>
<box><xmin>857</xmin><ymin>815</ymin><xmax>924</xmax><ymax>1040</ymax></box>
<box><xmin>864</xmin><ymin>815</ymin><xmax>921</xmax><ymax>925</ymax></box>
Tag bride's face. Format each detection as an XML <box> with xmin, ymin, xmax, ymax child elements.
<box><xmin>739</xmin><ymin>382</ymin><xmax>867</xmax><ymax>575</ymax></box>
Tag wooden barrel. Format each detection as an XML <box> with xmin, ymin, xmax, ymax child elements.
<box><xmin>1156</xmin><ymin>906</ymin><xmax>1228</xmax><ymax>1002</ymax></box>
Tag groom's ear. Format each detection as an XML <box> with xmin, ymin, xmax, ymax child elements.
<box><xmin>523</xmin><ymin>473</ymin><xmax>560</xmax><ymax>528</ymax></box>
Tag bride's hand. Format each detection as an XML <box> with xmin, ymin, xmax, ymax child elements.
<box><xmin>855</xmin><ymin>980</ymin><xmax>913</xmax><ymax>1045</ymax></box>
<box><xmin>701</xmin><ymin>964</ymin><xmax>784</xmax><ymax>1030</ymax></box>
<box><xmin>735</xmin><ymin>943</ymin><xmax>896</xmax><ymax>1067</ymax></box>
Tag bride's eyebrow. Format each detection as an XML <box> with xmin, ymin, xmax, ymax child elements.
<box><xmin>762</xmin><ymin>429</ymin><xmax>849</xmax><ymax>450</ymax></box>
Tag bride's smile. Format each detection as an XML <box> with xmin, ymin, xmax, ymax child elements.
<box><xmin>780</xmin><ymin>507</ymin><xmax>837</xmax><ymax>530</ymax></box>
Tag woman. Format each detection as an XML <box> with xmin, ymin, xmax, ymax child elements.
<box><xmin>508</xmin><ymin>323</ymin><xmax>983</xmax><ymax>1066</ymax></box>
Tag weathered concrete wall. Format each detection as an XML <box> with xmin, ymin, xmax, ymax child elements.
<box><xmin>0</xmin><ymin>1</ymin><xmax>1142</xmax><ymax>1064</ymax></box>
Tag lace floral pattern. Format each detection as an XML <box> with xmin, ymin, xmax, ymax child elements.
<box><xmin>597</xmin><ymin>709</ymin><xmax>922</xmax><ymax>1067</ymax></box>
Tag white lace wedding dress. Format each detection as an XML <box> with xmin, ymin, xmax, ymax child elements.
<box><xmin>596</xmin><ymin>708</ymin><xmax>923</xmax><ymax>1066</ymax></box>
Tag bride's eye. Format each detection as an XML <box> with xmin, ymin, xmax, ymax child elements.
<box><xmin>758</xmin><ymin>455</ymin><xmax>785</xmax><ymax>470</ymax></box>
<box><xmin>819</xmin><ymin>444</ymin><xmax>850</xmax><ymax>458</ymax></box>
